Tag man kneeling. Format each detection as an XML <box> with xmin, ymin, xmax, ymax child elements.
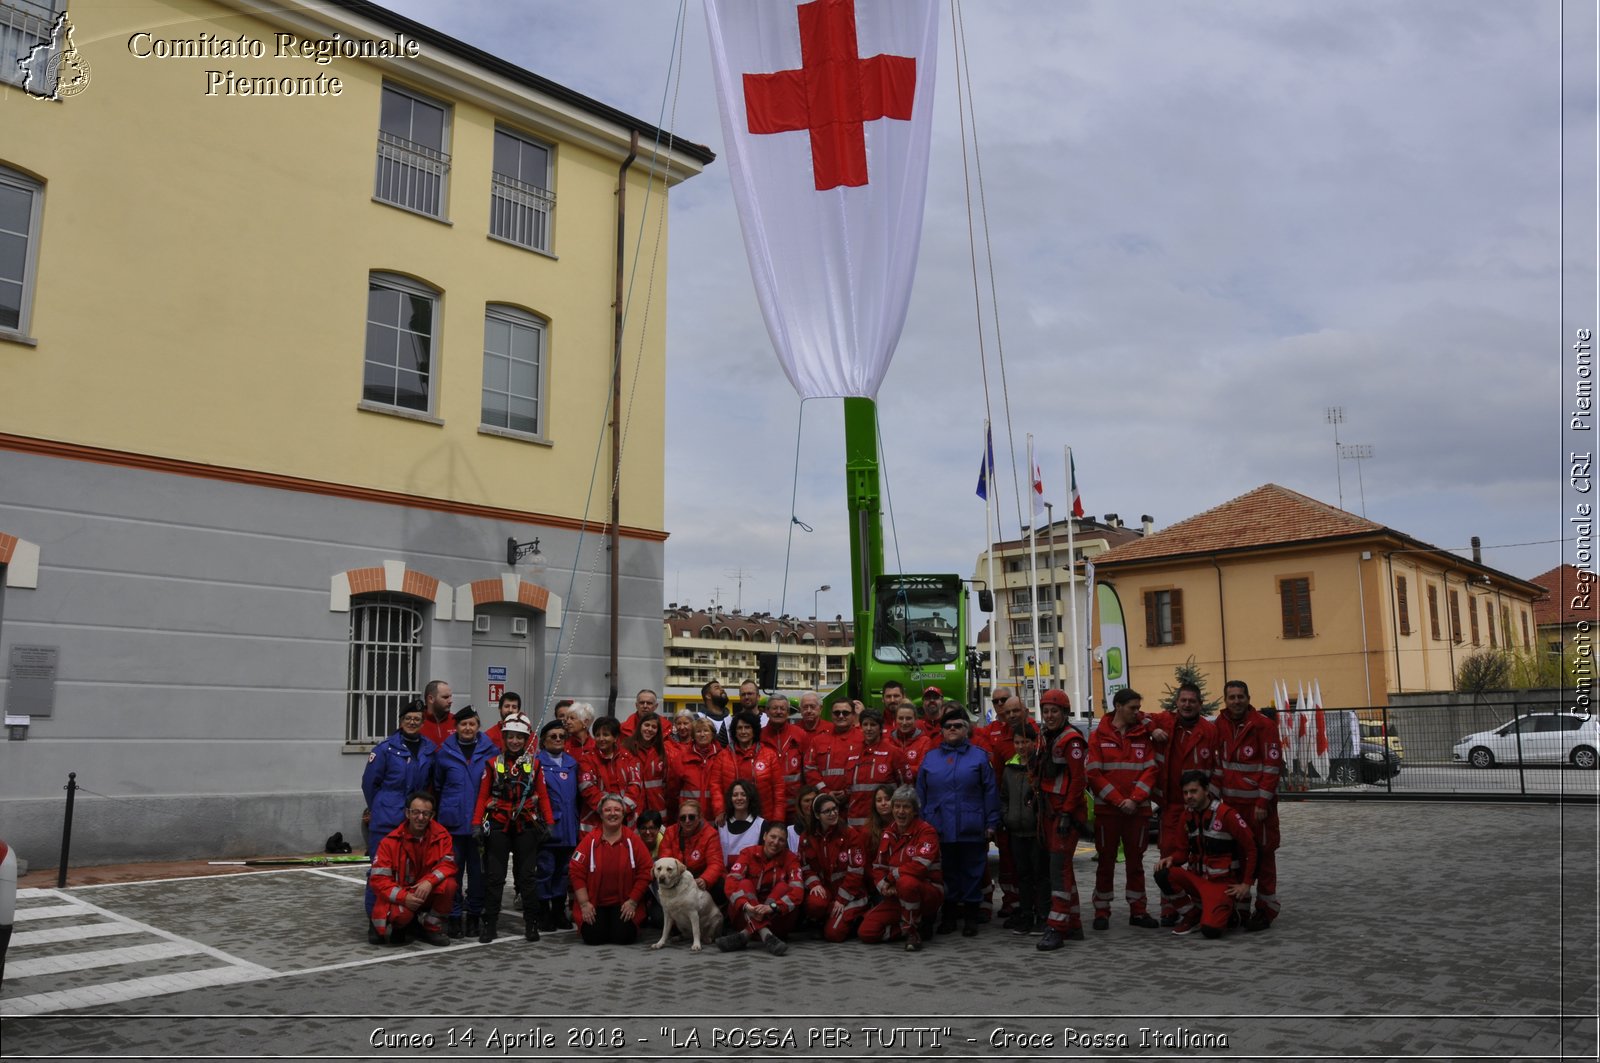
<box><xmin>369</xmin><ymin>791</ymin><xmax>458</xmax><ymax>946</ymax></box>
<box><xmin>717</xmin><ymin>822</ymin><xmax>803</xmax><ymax>956</ymax></box>
<box><xmin>1153</xmin><ymin>770</ymin><xmax>1256</xmax><ymax>940</ymax></box>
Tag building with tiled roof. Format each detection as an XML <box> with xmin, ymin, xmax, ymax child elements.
<box><xmin>1528</xmin><ymin>564</ymin><xmax>1599</xmax><ymax>658</ymax></box>
<box><xmin>1092</xmin><ymin>485</ymin><xmax>1546</xmax><ymax>708</ymax></box>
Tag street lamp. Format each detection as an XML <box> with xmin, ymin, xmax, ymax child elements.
<box><xmin>814</xmin><ymin>584</ymin><xmax>830</xmax><ymax>689</ymax></box>
<box><xmin>506</xmin><ymin>536</ymin><xmax>546</xmax><ymax>580</ymax></box>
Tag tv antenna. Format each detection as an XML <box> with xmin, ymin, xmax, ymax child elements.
<box><xmin>1339</xmin><ymin>444</ymin><xmax>1374</xmax><ymax>517</ymax></box>
<box><xmin>1325</xmin><ymin>407</ymin><xmax>1346</xmax><ymax>510</ymax></box>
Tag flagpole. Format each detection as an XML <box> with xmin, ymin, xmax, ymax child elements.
<box><xmin>983</xmin><ymin>423</ymin><xmax>999</xmax><ymax>711</ymax></box>
<box><xmin>1044</xmin><ymin>500</ymin><xmax>1057</xmax><ymax>716</ymax></box>
<box><xmin>1026</xmin><ymin>435</ymin><xmax>1043</xmax><ymax>715</ymax></box>
<box><xmin>1065</xmin><ymin>446</ymin><xmax>1083</xmax><ymax>716</ymax></box>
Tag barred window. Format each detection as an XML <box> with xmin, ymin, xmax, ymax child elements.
<box><xmin>489</xmin><ymin>127</ymin><xmax>555</xmax><ymax>252</ymax></box>
<box><xmin>346</xmin><ymin>593</ymin><xmax>424</xmax><ymax>744</ymax></box>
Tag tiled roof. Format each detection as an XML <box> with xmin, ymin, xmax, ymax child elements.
<box><xmin>1095</xmin><ymin>484</ymin><xmax>1385</xmax><ymax>565</ymax></box>
<box><xmin>1529</xmin><ymin>564</ymin><xmax>1600</xmax><ymax>628</ymax></box>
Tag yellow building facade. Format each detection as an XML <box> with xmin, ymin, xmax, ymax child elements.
<box><xmin>0</xmin><ymin>0</ymin><xmax>710</xmax><ymax>863</ymax></box>
<box><xmin>1093</xmin><ymin>485</ymin><xmax>1545</xmax><ymax>709</ymax></box>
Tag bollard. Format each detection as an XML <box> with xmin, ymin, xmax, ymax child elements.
<box><xmin>57</xmin><ymin>772</ymin><xmax>77</xmax><ymax>889</ymax></box>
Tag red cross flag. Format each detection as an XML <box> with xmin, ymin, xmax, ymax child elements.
<box><xmin>705</xmin><ymin>0</ymin><xmax>939</xmax><ymax>399</ymax></box>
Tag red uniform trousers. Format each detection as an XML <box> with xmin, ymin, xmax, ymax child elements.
<box><xmin>857</xmin><ymin>877</ymin><xmax>945</xmax><ymax>943</ymax></box>
<box><xmin>1043</xmin><ymin>823</ymin><xmax>1084</xmax><ymax>933</ymax></box>
<box><xmin>1156</xmin><ymin>805</ymin><xmax>1187</xmax><ymax>918</ymax></box>
<box><xmin>1091</xmin><ymin>806</ymin><xmax>1152</xmax><ymax>918</ymax></box>
<box><xmin>802</xmin><ymin>887</ymin><xmax>869</xmax><ymax>942</ymax></box>
<box><xmin>1248</xmin><ymin>805</ymin><xmax>1280</xmax><ymax>922</ymax></box>
<box><xmin>372</xmin><ymin>877</ymin><xmax>458</xmax><ymax>937</ymax></box>
<box><xmin>730</xmin><ymin>903</ymin><xmax>799</xmax><ymax>939</ymax></box>
<box><xmin>1159</xmin><ymin>865</ymin><xmax>1235</xmax><ymax>932</ymax></box>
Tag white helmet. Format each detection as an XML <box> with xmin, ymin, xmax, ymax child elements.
<box><xmin>501</xmin><ymin>713</ymin><xmax>533</xmax><ymax>737</ymax></box>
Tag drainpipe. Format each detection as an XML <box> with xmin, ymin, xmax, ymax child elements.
<box><xmin>609</xmin><ymin>130</ymin><xmax>638</xmax><ymax>717</ymax></box>
<box><xmin>1385</xmin><ymin>553</ymin><xmax>1403</xmax><ymax>692</ymax></box>
<box><xmin>1210</xmin><ymin>556</ymin><xmax>1229</xmax><ymax>678</ymax></box>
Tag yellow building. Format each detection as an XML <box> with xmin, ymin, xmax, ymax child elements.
<box><xmin>0</xmin><ymin>0</ymin><xmax>709</xmax><ymax>862</ymax></box>
<box><xmin>661</xmin><ymin>606</ymin><xmax>855</xmax><ymax>709</ymax></box>
<box><xmin>1092</xmin><ymin>485</ymin><xmax>1546</xmax><ymax>708</ymax></box>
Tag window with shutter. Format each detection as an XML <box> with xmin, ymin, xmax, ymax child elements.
<box><xmin>1448</xmin><ymin>590</ymin><xmax>1462</xmax><ymax>643</ymax></box>
<box><xmin>1396</xmin><ymin>576</ymin><xmax>1410</xmax><ymax>636</ymax></box>
<box><xmin>1469</xmin><ymin>598</ymin><xmax>1480</xmax><ymax>645</ymax></box>
<box><xmin>1426</xmin><ymin>584</ymin><xmax>1441</xmax><ymax>641</ymax></box>
<box><xmin>1142</xmin><ymin>589</ymin><xmax>1183</xmax><ymax>645</ymax></box>
<box><xmin>1279</xmin><ymin>578</ymin><xmax>1313</xmax><ymax>639</ymax></box>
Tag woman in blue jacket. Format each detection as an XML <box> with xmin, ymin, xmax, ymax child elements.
<box><xmin>431</xmin><ymin>706</ymin><xmax>497</xmax><ymax>937</ymax></box>
<box><xmin>534</xmin><ymin>717</ymin><xmax>582</xmax><ymax>932</ymax></box>
<box><xmin>915</xmin><ymin>704</ymin><xmax>1000</xmax><ymax>937</ymax></box>
<box><xmin>361</xmin><ymin>699</ymin><xmax>436</xmax><ymax>920</ymax></box>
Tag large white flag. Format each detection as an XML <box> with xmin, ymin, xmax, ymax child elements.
<box><xmin>705</xmin><ymin>0</ymin><xmax>939</xmax><ymax>398</ymax></box>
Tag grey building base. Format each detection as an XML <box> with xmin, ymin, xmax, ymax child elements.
<box><xmin>0</xmin><ymin>447</ymin><xmax>665</xmax><ymax>864</ymax></box>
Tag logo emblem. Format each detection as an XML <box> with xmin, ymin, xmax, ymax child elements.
<box><xmin>1242</xmin><ymin>745</ymin><xmax>1254</xmax><ymax>758</ymax></box>
<box><xmin>20</xmin><ymin>13</ymin><xmax>90</xmax><ymax>101</ymax></box>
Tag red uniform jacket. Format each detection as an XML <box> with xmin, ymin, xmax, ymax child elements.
<box><xmin>799</xmin><ymin>822</ymin><xmax>868</xmax><ymax>903</ymax></box>
<box><xmin>629</xmin><ymin>744</ymin><xmax>669</xmax><ymax>816</ymax></box>
<box><xmin>1086</xmin><ymin>713</ymin><xmax>1159</xmax><ymax>812</ymax></box>
<box><xmin>659</xmin><ymin>819</ymin><xmax>725</xmax><ymax>887</ymax></box>
<box><xmin>761</xmin><ymin>723</ymin><xmax>808</xmax><ymax>811</ymax></box>
<box><xmin>472</xmin><ymin>751</ymin><xmax>554</xmax><ymax>830</ymax></box>
<box><xmin>576</xmin><ymin>746</ymin><xmax>643</xmax><ymax>827</ymax></box>
<box><xmin>844</xmin><ymin>742</ymin><xmax>905</xmax><ymax>828</ymax></box>
<box><xmin>420</xmin><ymin>712</ymin><xmax>455</xmax><ymax>749</ymax></box>
<box><xmin>725</xmin><ymin>844</ymin><xmax>804</xmax><ymax>918</ymax></box>
<box><xmin>887</xmin><ymin>728</ymin><xmax>937</xmax><ymax>784</ymax></box>
<box><xmin>667</xmin><ymin>742</ymin><xmax>732</xmax><ymax>821</ymax></box>
<box><xmin>1214</xmin><ymin>709</ymin><xmax>1282</xmax><ymax>812</ymax></box>
<box><xmin>804</xmin><ymin>726</ymin><xmax>863</xmax><ymax>795</ymax></box>
<box><xmin>728</xmin><ymin>741</ymin><xmax>787</xmax><ymax>821</ymax></box>
<box><xmin>369</xmin><ymin>819</ymin><xmax>456</xmax><ymax>909</ymax></box>
<box><xmin>569</xmin><ymin>827</ymin><xmax>652</xmax><ymax>916</ymax></box>
<box><xmin>872</xmin><ymin>817</ymin><xmax>943</xmax><ymax>895</ymax></box>
<box><xmin>1039</xmin><ymin>727</ymin><xmax>1089</xmax><ymax>853</ymax></box>
<box><xmin>981</xmin><ymin>720</ymin><xmax>1017</xmax><ymax>789</ymax></box>
<box><xmin>1145</xmin><ymin>710</ymin><xmax>1220</xmax><ymax>806</ymax></box>
<box><xmin>1182</xmin><ymin>798</ymin><xmax>1258</xmax><ymax>884</ymax></box>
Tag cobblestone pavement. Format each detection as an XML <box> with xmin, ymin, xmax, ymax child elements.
<box><xmin>2</xmin><ymin>800</ymin><xmax>1596</xmax><ymax>1061</ymax></box>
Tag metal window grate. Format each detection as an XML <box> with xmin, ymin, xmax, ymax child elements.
<box><xmin>374</xmin><ymin>131</ymin><xmax>450</xmax><ymax>218</ymax></box>
<box><xmin>489</xmin><ymin>172</ymin><xmax>555</xmax><ymax>251</ymax></box>
<box><xmin>346</xmin><ymin>594</ymin><xmax>423</xmax><ymax>744</ymax></box>
<box><xmin>1</xmin><ymin>0</ymin><xmax>58</xmax><ymax>90</ymax></box>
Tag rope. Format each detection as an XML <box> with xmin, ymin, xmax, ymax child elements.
<box><xmin>542</xmin><ymin>0</ymin><xmax>688</xmax><ymax>717</ymax></box>
<box><xmin>876</xmin><ymin>404</ymin><xmax>905</xmax><ymax>579</ymax></box>
<box><xmin>778</xmin><ymin>398</ymin><xmax>814</xmax><ymax>619</ymax></box>
<box><xmin>953</xmin><ymin>0</ymin><xmax>1024</xmax><ymax>538</ymax></box>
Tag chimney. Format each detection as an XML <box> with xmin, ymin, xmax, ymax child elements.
<box><xmin>1141</xmin><ymin>514</ymin><xmax>1154</xmax><ymax>536</ymax></box>
<box><xmin>1104</xmin><ymin>513</ymin><xmax>1121</xmax><ymax>529</ymax></box>
<box><xmin>1471</xmin><ymin>536</ymin><xmax>1482</xmax><ymax>564</ymax></box>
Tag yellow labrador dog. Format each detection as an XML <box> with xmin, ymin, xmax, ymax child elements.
<box><xmin>650</xmin><ymin>857</ymin><xmax>724</xmax><ymax>952</ymax></box>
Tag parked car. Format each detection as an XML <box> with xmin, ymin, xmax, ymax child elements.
<box><xmin>1453</xmin><ymin>712</ymin><xmax>1600</xmax><ymax>769</ymax></box>
<box><xmin>1325</xmin><ymin>741</ymin><xmax>1401</xmax><ymax>786</ymax></box>
<box><xmin>1</xmin><ymin>837</ymin><xmax>15</xmax><ymax>990</ymax></box>
<box><xmin>1359</xmin><ymin>720</ymin><xmax>1404</xmax><ymax>761</ymax></box>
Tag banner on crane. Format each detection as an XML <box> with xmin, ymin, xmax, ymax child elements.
<box><xmin>705</xmin><ymin>0</ymin><xmax>940</xmax><ymax>399</ymax></box>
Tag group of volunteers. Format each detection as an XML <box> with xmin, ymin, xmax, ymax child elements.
<box><xmin>359</xmin><ymin>674</ymin><xmax>1281</xmax><ymax>953</ymax></box>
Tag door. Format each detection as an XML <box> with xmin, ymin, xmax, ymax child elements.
<box><xmin>470</xmin><ymin>604</ymin><xmax>547</xmax><ymax>726</ymax></box>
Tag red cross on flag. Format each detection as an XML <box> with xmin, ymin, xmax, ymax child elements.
<box><xmin>705</xmin><ymin>0</ymin><xmax>939</xmax><ymax>399</ymax></box>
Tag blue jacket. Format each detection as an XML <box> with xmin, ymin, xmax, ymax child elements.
<box><xmin>538</xmin><ymin>748</ymin><xmax>581</xmax><ymax>847</ymax></box>
<box><xmin>916</xmin><ymin>739</ymin><xmax>1000</xmax><ymax>844</ymax></box>
<box><xmin>431</xmin><ymin>735</ymin><xmax>496</xmax><ymax>835</ymax></box>
<box><xmin>362</xmin><ymin>732</ymin><xmax>437</xmax><ymax>836</ymax></box>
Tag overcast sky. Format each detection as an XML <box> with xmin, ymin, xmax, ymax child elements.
<box><xmin>390</xmin><ymin>0</ymin><xmax>1588</xmax><ymax>620</ymax></box>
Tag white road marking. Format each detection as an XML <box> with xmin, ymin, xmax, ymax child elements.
<box><xmin>14</xmin><ymin>904</ymin><xmax>95</xmax><ymax>922</ymax></box>
<box><xmin>299</xmin><ymin>866</ymin><xmax>366</xmax><ymax>884</ymax></box>
<box><xmin>12</xmin><ymin>922</ymin><xmax>142</xmax><ymax>946</ymax></box>
<box><xmin>7</xmin><ymin>940</ymin><xmax>208</xmax><ymax>978</ymax></box>
<box><xmin>1</xmin><ymin>966</ymin><xmax>265</xmax><ymax>1016</ymax></box>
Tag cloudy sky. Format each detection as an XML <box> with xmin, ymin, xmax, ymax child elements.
<box><xmin>392</xmin><ymin>0</ymin><xmax>1591</xmax><ymax>620</ymax></box>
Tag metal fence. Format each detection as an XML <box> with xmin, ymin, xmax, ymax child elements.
<box><xmin>1275</xmin><ymin>700</ymin><xmax>1599</xmax><ymax>800</ymax></box>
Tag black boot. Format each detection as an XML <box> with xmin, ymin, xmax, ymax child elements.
<box><xmin>554</xmin><ymin>901</ymin><xmax>572</xmax><ymax>930</ymax></box>
<box><xmin>446</xmin><ymin>915</ymin><xmax>463</xmax><ymax>939</ymax></box>
<box><xmin>464</xmin><ymin>913</ymin><xmax>480</xmax><ymax>938</ymax></box>
<box><xmin>478</xmin><ymin>916</ymin><xmax>498</xmax><ymax>944</ymax></box>
<box><xmin>524</xmin><ymin>911</ymin><xmax>540</xmax><ymax>942</ymax></box>
<box><xmin>961</xmin><ymin>902</ymin><xmax>980</xmax><ymax>937</ymax></box>
<box><xmin>937</xmin><ymin>903</ymin><xmax>958</xmax><ymax>935</ymax></box>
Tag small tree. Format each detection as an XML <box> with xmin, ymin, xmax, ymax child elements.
<box><xmin>1162</xmin><ymin>655</ymin><xmax>1221</xmax><ymax>713</ymax></box>
<box><xmin>1455</xmin><ymin>650</ymin><xmax>1512</xmax><ymax>696</ymax></box>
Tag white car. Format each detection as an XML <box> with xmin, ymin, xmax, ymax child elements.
<box><xmin>1453</xmin><ymin>712</ymin><xmax>1599</xmax><ymax>769</ymax></box>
